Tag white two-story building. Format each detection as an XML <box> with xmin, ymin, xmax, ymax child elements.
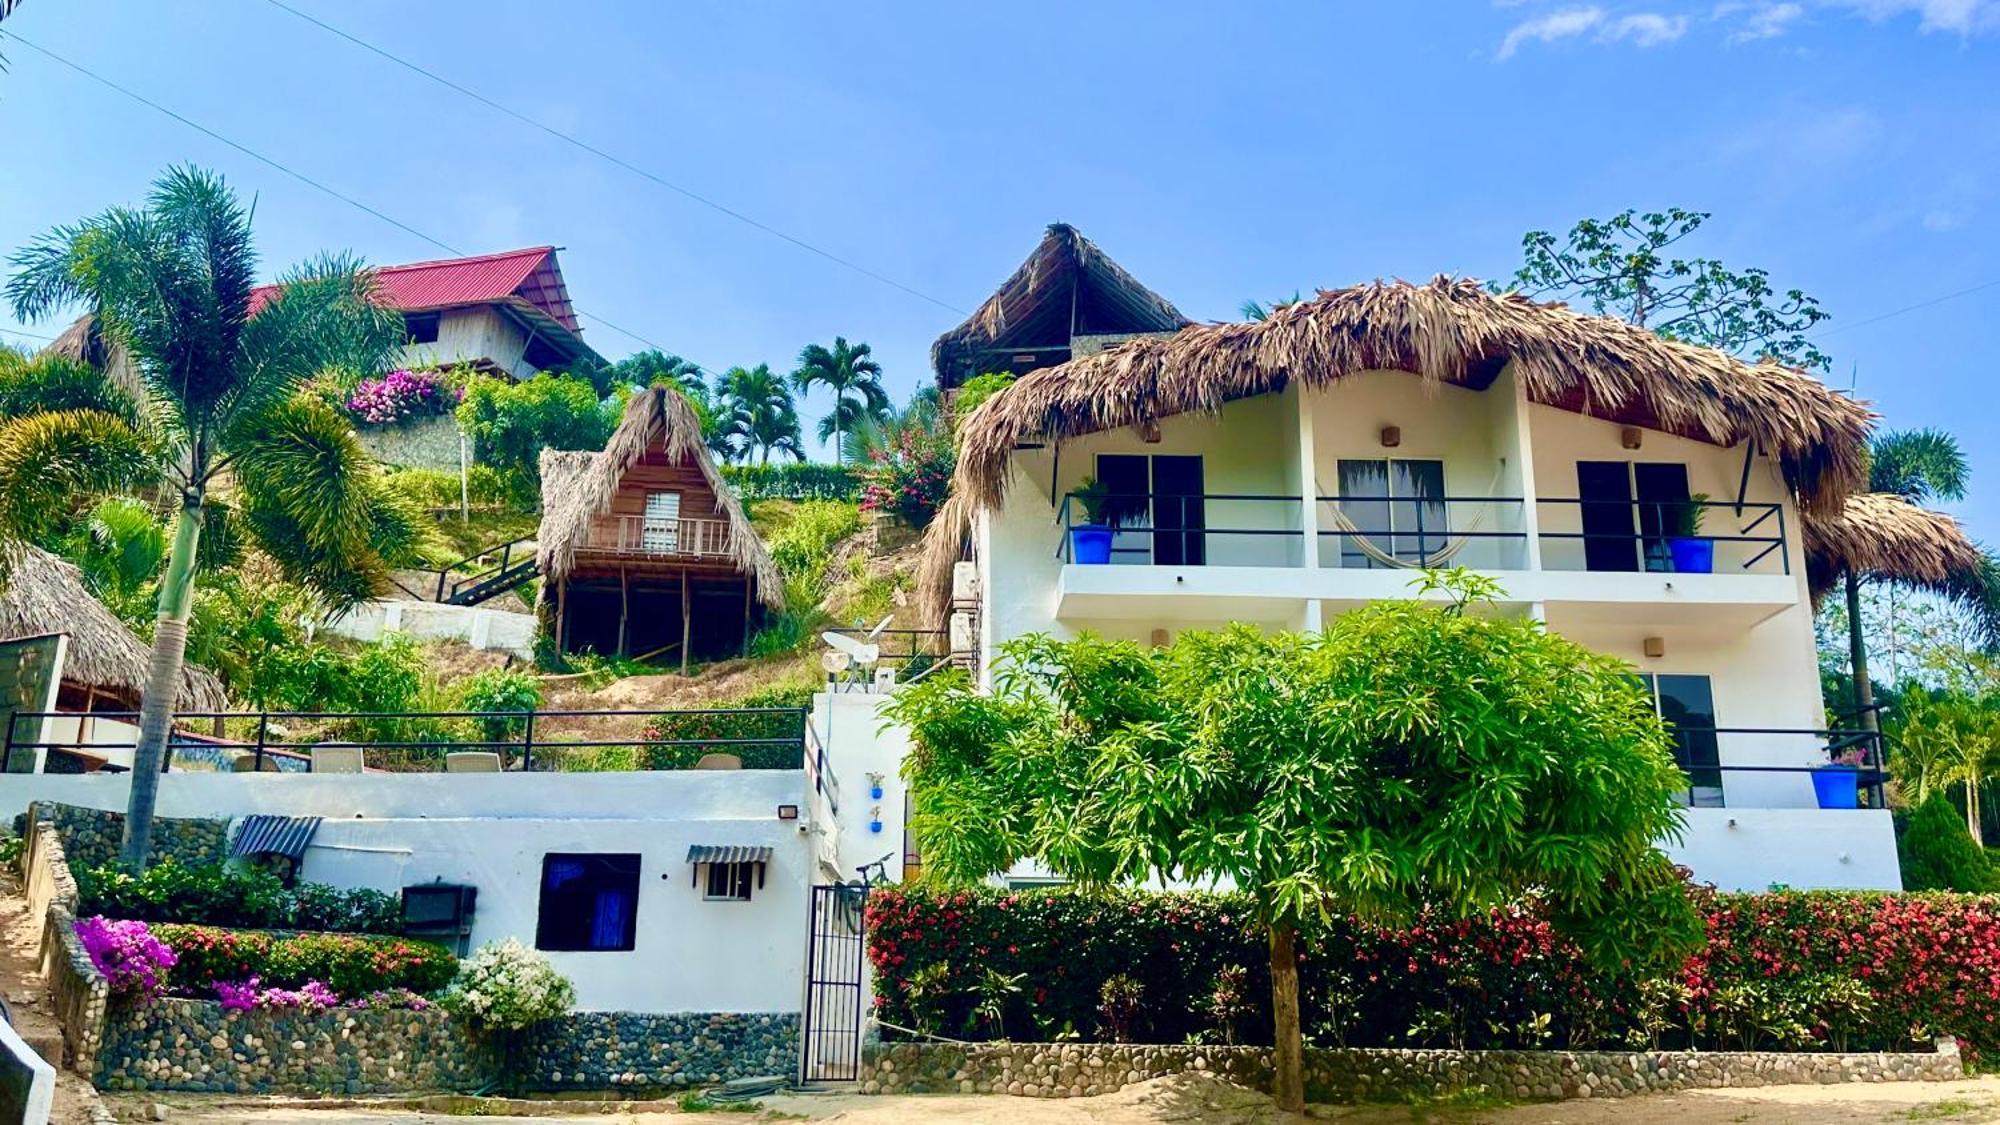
<box><xmin>909</xmin><ymin>249</ymin><xmax>1899</xmax><ymax>893</ymax></box>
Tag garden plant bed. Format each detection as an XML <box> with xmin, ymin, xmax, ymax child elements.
<box><xmin>859</xmin><ymin>1039</ymin><xmax>1966</xmax><ymax>1102</ymax></box>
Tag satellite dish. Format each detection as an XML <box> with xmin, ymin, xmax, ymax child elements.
<box><xmin>821</xmin><ymin>631</ymin><xmax>880</xmax><ymax>667</ymax></box>
<box><xmin>821</xmin><ymin>650</ymin><xmax>853</xmax><ymax>674</ymax></box>
<box><xmin>865</xmin><ymin>615</ymin><xmax>894</xmax><ymax>641</ymax></box>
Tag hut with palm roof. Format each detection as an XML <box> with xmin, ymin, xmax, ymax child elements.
<box><xmin>536</xmin><ymin>387</ymin><xmax>779</xmax><ymax>669</ymax></box>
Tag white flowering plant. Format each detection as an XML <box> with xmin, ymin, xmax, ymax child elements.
<box><xmin>442</xmin><ymin>939</ymin><xmax>575</xmax><ymax>1031</ymax></box>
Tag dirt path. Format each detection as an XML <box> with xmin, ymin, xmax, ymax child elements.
<box><xmin>96</xmin><ymin>1073</ymin><xmax>2000</xmax><ymax>1124</ymax></box>
<box><xmin>1</xmin><ymin>868</ymin><xmax>106</xmax><ymax>1125</ymax></box>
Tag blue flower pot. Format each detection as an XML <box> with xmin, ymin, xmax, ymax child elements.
<box><xmin>869</xmin><ymin>785</ymin><xmax>884</xmax><ymax>800</ymax></box>
<box><xmin>868</xmin><ymin>820</ymin><xmax>884</xmax><ymax>834</ymax></box>
<box><xmin>1811</xmin><ymin>767</ymin><xmax>1860</xmax><ymax>810</ymax></box>
<box><xmin>1071</xmin><ymin>526</ymin><xmax>1114</xmax><ymax>565</ymax></box>
<box><xmin>1669</xmin><ymin>537</ymin><xmax>1715</xmax><ymax>574</ymax></box>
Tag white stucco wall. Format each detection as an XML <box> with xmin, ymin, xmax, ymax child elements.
<box><xmin>813</xmin><ymin>692</ymin><xmax>910</xmax><ymax>884</ymax></box>
<box><xmin>0</xmin><ymin>771</ymin><xmax>815</xmax><ymax>1014</ymax></box>
<box><xmin>322</xmin><ymin>604</ymin><xmax>536</xmax><ymax>659</ymax></box>
<box><xmin>1667</xmin><ymin>808</ymin><xmax>1902</xmax><ymax>891</ymax></box>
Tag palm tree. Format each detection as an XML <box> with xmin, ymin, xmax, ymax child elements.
<box><xmin>4</xmin><ymin>166</ymin><xmax>426</xmax><ymax>868</ymax></box>
<box><xmin>791</xmin><ymin>337</ymin><xmax>887</xmax><ymax>465</ymax></box>
<box><xmin>1899</xmin><ymin>692</ymin><xmax>2000</xmax><ymax>844</ymax></box>
<box><xmin>716</xmin><ymin>363</ymin><xmax>804</xmax><ymax>465</ymax></box>
<box><xmin>842</xmin><ymin>385</ymin><xmax>943</xmax><ymax>465</ymax></box>
<box><xmin>1240</xmin><ymin>292</ymin><xmax>1303</xmax><ymax>321</ymax></box>
<box><xmin>1836</xmin><ymin>429</ymin><xmax>1999</xmax><ymax>733</ymax></box>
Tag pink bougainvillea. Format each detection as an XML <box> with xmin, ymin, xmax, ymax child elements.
<box><xmin>344</xmin><ymin>368</ymin><xmax>460</xmax><ymax>426</ymax></box>
<box><xmin>214</xmin><ymin>976</ymin><xmax>340</xmax><ymax>1013</ymax></box>
<box><xmin>74</xmin><ymin>916</ymin><xmax>177</xmax><ymax>1002</ymax></box>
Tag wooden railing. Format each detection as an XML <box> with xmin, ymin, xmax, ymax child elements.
<box><xmin>579</xmin><ymin>515</ymin><xmax>735</xmax><ymax>559</ymax></box>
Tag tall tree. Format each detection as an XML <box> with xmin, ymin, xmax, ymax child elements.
<box><xmin>791</xmin><ymin>337</ymin><xmax>887</xmax><ymax>465</ymax></box>
<box><xmin>885</xmin><ymin>571</ymin><xmax>1700</xmax><ymax>1112</ymax></box>
<box><xmin>4</xmin><ymin>166</ymin><xmax>427</xmax><ymax>868</ymax></box>
<box><xmin>1501</xmin><ymin>207</ymin><xmax>1832</xmax><ymax>371</ymax></box>
<box><xmin>716</xmin><ymin>363</ymin><xmax>803</xmax><ymax>465</ymax></box>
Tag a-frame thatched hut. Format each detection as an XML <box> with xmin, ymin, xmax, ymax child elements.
<box><xmin>930</xmin><ymin>223</ymin><xmax>1190</xmax><ymax>392</ymax></box>
<box><xmin>536</xmin><ymin>388</ymin><xmax>779</xmax><ymax>669</ymax></box>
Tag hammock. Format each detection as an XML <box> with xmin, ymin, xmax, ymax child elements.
<box><xmin>1315</xmin><ymin>463</ymin><xmax>1508</xmax><ymax>570</ymax></box>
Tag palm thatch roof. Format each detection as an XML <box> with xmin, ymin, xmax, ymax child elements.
<box><xmin>43</xmin><ymin>314</ymin><xmax>145</xmax><ymax>404</ymax></box>
<box><xmin>932</xmin><ymin>223</ymin><xmax>1191</xmax><ymax>391</ymax></box>
<box><xmin>0</xmin><ymin>544</ymin><xmax>228</xmax><ymax>711</ymax></box>
<box><xmin>535</xmin><ymin>387</ymin><xmax>781</xmax><ymax>606</ymax></box>
<box><xmin>921</xmin><ymin>276</ymin><xmax>1879</xmax><ymax>627</ymax></box>
<box><xmin>1802</xmin><ymin>492</ymin><xmax>1987</xmax><ymax>604</ymax></box>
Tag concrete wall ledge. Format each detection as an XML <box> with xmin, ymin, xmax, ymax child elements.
<box><xmin>860</xmin><ymin>1039</ymin><xmax>1964</xmax><ymax>1101</ymax></box>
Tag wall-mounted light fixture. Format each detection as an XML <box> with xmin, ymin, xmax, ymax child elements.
<box><xmin>1140</xmin><ymin>420</ymin><xmax>1162</xmax><ymax>444</ymax></box>
<box><xmin>1150</xmin><ymin>628</ymin><xmax>1170</xmax><ymax>648</ymax></box>
<box><xmin>776</xmin><ymin>805</ymin><xmax>800</xmax><ymax>821</ymax></box>
<box><xmin>1643</xmin><ymin>636</ymin><xmax>1666</xmax><ymax>659</ymax></box>
<box><xmin>1621</xmin><ymin>426</ymin><xmax>1643</xmax><ymax>450</ymax></box>
<box><xmin>1379</xmin><ymin>425</ymin><xmax>1401</xmax><ymax>448</ymax></box>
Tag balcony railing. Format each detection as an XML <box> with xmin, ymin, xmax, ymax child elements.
<box><xmin>1055</xmin><ymin>493</ymin><xmax>1789</xmax><ymax>577</ymax></box>
<box><xmin>1665</xmin><ymin>726</ymin><xmax>1884</xmax><ymax>809</ymax></box>
<box><xmin>579</xmin><ymin>514</ymin><xmax>736</xmax><ymax>559</ymax></box>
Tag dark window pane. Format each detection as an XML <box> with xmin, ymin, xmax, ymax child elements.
<box><xmin>1655</xmin><ymin>674</ymin><xmax>1723</xmax><ymax>804</ymax></box>
<box><xmin>404</xmin><ymin>312</ymin><xmax>441</xmax><ymax>345</ymax></box>
<box><xmin>536</xmin><ymin>853</ymin><xmax>640</xmax><ymax>951</ymax></box>
<box><xmin>1152</xmin><ymin>455</ymin><xmax>1206</xmax><ymax>566</ymax></box>
<box><xmin>1576</xmin><ymin>461</ymin><xmax>1639</xmax><ymax>573</ymax></box>
<box><xmin>1338</xmin><ymin>459</ymin><xmax>1390</xmax><ymax>568</ymax></box>
<box><xmin>1634</xmin><ymin>463</ymin><xmax>1692</xmax><ymax>573</ymax></box>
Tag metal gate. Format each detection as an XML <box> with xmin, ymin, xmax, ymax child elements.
<box><xmin>801</xmin><ymin>883</ymin><xmax>868</xmax><ymax>1081</ymax></box>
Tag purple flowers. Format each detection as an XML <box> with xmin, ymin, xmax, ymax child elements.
<box><xmin>214</xmin><ymin>978</ymin><xmax>430</xmax><ymax>1013</ymax></box>
<box><xmin>74</xmin><ymin>916</ymin><xmax>177</xmax><ymax>1001</ymax></box>
<box><xmin>344</xmin><ymin>368</ymin><xmax>460</xmax><ymax>426</ymax></box>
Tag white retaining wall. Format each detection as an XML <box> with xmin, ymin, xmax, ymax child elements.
<box><xmin>323</xmin><ymin>603</ymin><xmax>535</xmax><ymax>658</ymax></box>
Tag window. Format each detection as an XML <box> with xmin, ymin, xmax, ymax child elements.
<box><xmin>642</xmin><ymin>491</ymin><xmax>681</xmax><ymax>553</ymax></box>
<box><xmin>403</xmin><ymin>312</ymin><xmax>441</xmax><ymax>345</ymax></box>
<box><xmin>535</xmin><ymin>853</ymin><xmax>640</xmax><ymax>952</ymax></box>
<box><xmin>1336</xmin><ymin>459</ymin><xmax>1446</xmax><ymax>568</ymax></box>
<box><xmin>1575</xmin><ymin>461</ymin><xmax>1691</xmax><ymax>573</ymax></box>
<box><xmin>704</xmin><ymin>861</ymin><xmax>758</xmax><ymax>901</ymax></box>
<box><xmin>1095</xmin><ymin>454</ymin><xmax>1206</xmax><ymax>565</ymax></box>
<box><xmin>1635</xmin><ymin>674</ymin><xmax>1723</xmax><ymax>807</ymax></box>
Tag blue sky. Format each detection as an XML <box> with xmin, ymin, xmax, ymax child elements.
<box><xmin>2</xmin><ymin>1</ymin><xmax>1997</xmax><ymax>533</ymax></box>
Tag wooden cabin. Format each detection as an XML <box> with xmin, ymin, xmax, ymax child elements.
<box><xmin>536</xmin><ymin>388</ymin><xmax>780</xmax><ymax>669</ymax></box>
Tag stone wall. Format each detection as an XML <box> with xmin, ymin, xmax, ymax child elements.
<box><xmin>30</xmin><ymin>802</ymin><xmax>227</xmax><ymax>873</ymax></box>
<box><xmin>860</xmin><ymin>1039</ymin><xmax>1965</xmax><ymax>1102</ymax></box>
<box><xmin>21</xmin><ymin>811</ymin><xmax>109</xmax><ymax>1074</ymax></box>
<box><xmin>519</xmin><ymin>1012</ymin><xmax>799</xmax><ymax>1089</ymax></box>
<box><xmin>97</xmin><ymin>999</ymin><xmax>491</xmax><ymax>1094</ymax></box>
<box><xmin>357</xmin><ymin>415</ymin><xmax>463</xmax><ymax>471</ymax></box>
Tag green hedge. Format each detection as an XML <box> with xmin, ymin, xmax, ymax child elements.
<box><xmin>868</xmin><ymin>887</ymin><xmax>2000</xmax><ymax>1054</ymax></box>
<box><xmin>722</xmin><ymin>463</ymin><xmax>860</xmax><ymax>501</ymax></box>
<box><xmin>154</xmin><ymin>924</ymin><xmax>458</xmax><ymax>997</ymax></box>
<box><xmin>77</xmin><ymin>860</ymin><xmax>404</xmax><ymax>935</ymax></box>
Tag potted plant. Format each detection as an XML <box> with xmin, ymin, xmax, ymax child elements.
<box><xmin>1811</xmin><ymin>747</ymin><xmax>1867</xmax><ymax>810</ymax></box>
<box><xmin>1667</xmin><ymin>492</ymin><xmax>1715</xmax><ymax>574</ymax></box>
<box><xmin>1068</xmin><ymin>476</ymin><xmax>1118</xmax><ymax>565</ymax></box>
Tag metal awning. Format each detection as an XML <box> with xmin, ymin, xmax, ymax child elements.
<box><xmin>231</xmin><ymin>815</ymin><xmax>322</xmax><ymax>861</ymax></box>
<box><xmin>686</xmin><ymin>845</ymin><xmax>773</xmax><ymax>865</ymax></box>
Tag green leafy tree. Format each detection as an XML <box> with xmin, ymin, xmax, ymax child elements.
<box><xmin>3</xmin><ymin>166</ymin><xmax>427</xmax><ymax>868</ymax></box>
<box><xmin>791</xmin><ymin>337</ymin><xmax>887</xmax><ymax>464</ymax></box>
<box><xmin>715</xmin><ymin>363</ymin><xmax>803</xmax><ymax>465</ymax></box>
<box><xmin>1898</xmin><ymin>791</ymin><xmax>1996</xmax><ymax>892</ymax></box>
<box><xmin>1896</xmin><ymin>691</ymin><xmax>2000</xmax><ymax>844</ymax></box>
<box><xmin>455</xmin><ymin>373</ymin><xmax>617</xmax><ymax>483</ymax></box>
<box><xmin>1500</xmin><ymin>208</ymin><xmax>1832</xmax><ymax>371</ymax></box>
<box><xmin>948</xmin><ymin>373</ymin><xmax>1012</xmax><ymax>431</ymax></box>
<box><xmin>884</xmin><ymin>570</ymin><xmax>1700</xmax><ymax>1112</ymax></box>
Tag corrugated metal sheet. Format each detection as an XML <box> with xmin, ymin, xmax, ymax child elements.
<box><xmin>231</xmin><ymin>815</ymin><xmax>322</xmax><ymax>860</ymax></box>
<box><xmin>686</xmin><ymin>845</ymin><xmax>774</xmax><ymax>866</ymax></box>
<box><xmin>247</xmin><ymin>247</ymin><xmax>581</xmax><ymax>331</ymax></box>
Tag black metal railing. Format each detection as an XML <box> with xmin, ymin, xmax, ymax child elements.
<box><xmin>1056</xmin><ymin>492</ymin><xmax>1303</xmax><ymax>566</ymax></box>
<box><xmin>1665</xmin><ymin>726</ymin><xmax>1885</xmax><ymax>809</ymax></box>
<box><xmin>1</xmin><ymin>707</ymin><xmax>808</xmax><ymax>775</ymax></box>
<box><xmin>1536</xmin><ymin>498</ymin><xmax>1788</xmax><ymax>575</ymax></box>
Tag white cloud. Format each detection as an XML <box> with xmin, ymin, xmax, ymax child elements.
<box><xmin>1498</xmin><ymin>6</ymin><xmax>1606</xmax><ymax>58</ymax></box>
<box><xmin>1823</xmin><ymin>0</ymin><xmax>2000</xmax><ymax>33</ymax></box>
<box><xmin>1724</xmin><ymin>1</ymin><xmax>1806</xmax><ymax>40</ymax></box>
<box><xmin>1607</xmin><ymin>11</ymin><xmax>1693</xmax><ymax>41</ymax></box>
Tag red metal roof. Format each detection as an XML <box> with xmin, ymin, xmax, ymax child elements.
<box><xmin>247</xmin><ymin>246</ymin><xmax>582</xmax><ymax>332</ymax></box>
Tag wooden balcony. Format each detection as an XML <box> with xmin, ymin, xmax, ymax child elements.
<box><xmin>576</xmin><ymin>514</ymin><xmax>737</xmax><ymax>563</ymax></box>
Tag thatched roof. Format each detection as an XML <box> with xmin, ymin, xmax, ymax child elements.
<box><xmin>921</xmin><ymin>276</ymin><xmax>1879</xmax><ymax>627</ymax></box>
<box><xmin>932</xmin><ymin>223</ymin><xmax>1190</xmax><ymax>391</ymax></box>
<box><xmin>535</xmin><ymin>387</ymin><xmax>781</xmax><ymax>606</ymax></box>
<box><xmin>0</xmin><ymin>544</ymin><xmax>228</xmax><ymax>711</ymax></box>
<box><xmin>1802</xmin><ymin>492</ymin><xmax>1986</xmax><ymax>603</ymax></box>
<box><xmin>43</xmin><ymin>314</ymin><xmax>145</xmax><ymax>404</ymax></box>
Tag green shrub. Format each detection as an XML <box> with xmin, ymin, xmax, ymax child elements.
<box><xmin>459</xmin><ymin>667</ymin><xmax>544</xmax><ymax>745</ymax></box>
<box><xmin>869</xmin><ymin>887</ymin><xmax>2000</xmax><ymax>1054</ymax></box>
<box><xmin>952</xmin><ymin>372</ymin><xmax>1015</xmax><ymax>424</ymax></box>
<box><xmin>1899</xmin><ymin>793</ymin><xmax>1996</xmax><ymax>891</ymax></box>
<box><xmin>767</xmin><ymin>501</ymin><xmax>863</xmax><ymax>595</ymax></box>
<box><xmin>858</xmin><ymin>427</ymin><xmax>954</xmax><ymax>531</ymax></box>
<box><xmin>456</xmin><ymin>373</ymin><xmax>617</xmax><ymax>482</ymax></box>
<box><xmin>76</xmin><ymin>859</ymin><xmax>404</xmax><ymax>934</ymax></box>
<box><xmin>154</xmin><ymin>924</ymin><xmax>457</xmax><ymax>996</ymax></box>
<box><xmin>722</xmin><ymin>463</ymin><xmax>860</xmax><ymax>501</ymax></box>
<box><xmin>383</xmin><ymin>464</ymin><xmax>539</xmax><ymax>511</ymax></box>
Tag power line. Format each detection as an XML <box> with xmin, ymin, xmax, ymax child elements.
<box><xmin>1812</xmin><ymin>277</ymin><xmax>2000</xmax><ymax>341</ymax></box>
<box><xmin>0</xmin><ymin>326</ymin><xmax>56</xmax><ymax>343</ymax></box>
<box><xmin>0</xmin><ymin>27</ymin><xmax>719</xmax><ymax>372</ymax></box>
<box><xmin>258</xmin><ymin>0</ymin><xmax>967</xmax><ymax>317</ymax></box>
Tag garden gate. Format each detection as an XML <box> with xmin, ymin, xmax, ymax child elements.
<box><xmin>800</xmin><ymin>883</ymin><xmax>869</xmax><ymax>1081</ymax></box>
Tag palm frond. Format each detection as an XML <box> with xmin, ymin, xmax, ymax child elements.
<box><xmin>225</xmin><ymin>251</ymin><xmax>400</xmax><ymax>434</ymax></box>
<box><xmin>195</xmin><ymin>496</ymin><xmax>244</xmax><ymax>573</ymax></box>
<box><xmin>0</xmin><ymin>349</ymin><xmax>141</xmax><ymax>425</ymax></box>
<box><xmin>228</xmin><ymin>396</ymin><xmax>376</xmax><ymax>556</ymax></box>
<box><xmin>75</xmin><ymin>496</ymin><xmax>167</xmax><ymax>598</ymax></box>
<box><xmin>239</xmin><ymin>494</ymin><xmax>383</xmax><ymax>612</ymax></box>
<box><xmin>0</xmin><ymin>409</ymin><xmax>157</xmax><ymax>541</ymax></box>
<box><xmin>1868</xmin><ymin>428</ymin><xmax>1969</xmax><ymax>505</ymax></box>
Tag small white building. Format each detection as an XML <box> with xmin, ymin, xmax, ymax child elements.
<box><xmin>905</xmin><ymin>256</ymin><xmax>1904</xmax><ymax>894</ymax></box>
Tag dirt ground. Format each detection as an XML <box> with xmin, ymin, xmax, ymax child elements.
<box><xmin>0</xmin><ymin>870</ymin><xmax>108</xmax><ymax>1125</ymax></box>
<box><xmin>91</xmin><ymin>1073</ymin><xmax>2000</xmax><ymax>1124</ymax></box>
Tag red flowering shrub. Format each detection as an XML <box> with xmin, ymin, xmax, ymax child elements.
<box><xmin>858</xmin><ymin>427</ymin><xmax>953</xmax><ymax>530</ymax></box>
<box><xmin>868</xmin><ymin>888</ymin><xmax>2000</xmax><ymax>1054</ymax></box>
<box><xmin>154</xmin><ymin>924</ymin><xmax>457</xmax><ymax>999</ymax></box>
